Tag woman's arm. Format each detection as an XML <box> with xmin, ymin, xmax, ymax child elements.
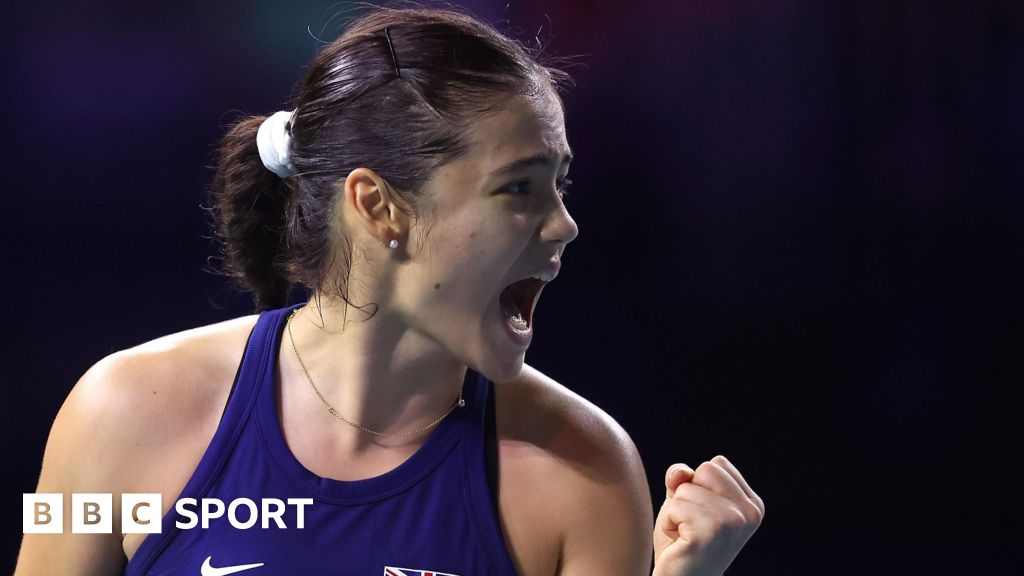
<box><xmin>502</xmin><ymin>366</ymin><xmax>764</xmax><ymax>576</ymax></box>
<box><xmin>15</xmin><ymin>355</ymin><xmax>137</xmax><ymax>575</ymax></box>
<box><xmin>495</xmin><ymin>365</ymin><xmax>653</xmax><ymax>574</ymax></box>
<box><xmin>554</xmin><ymin>417</ymin><xmax>654</xmax><ymax>575</ymax></box>
<box><xmin>555</xmin><ymin>445</ymin><xmax>766</xmax><ymax>576</ymax></box>
<box><xmin>17</xmin><ymin>317</ymin><xmax>252</xmax><ymax>575</ymax></box>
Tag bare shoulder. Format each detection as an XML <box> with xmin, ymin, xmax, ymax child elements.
<box><xmin>18</xmin><ymin>313</ymin><xmax>261</xmax><ymax>574</ymax></box>
<box><xmin>494</xmin><ymin>363</ymin><xmax>653</xmax><ymax>575</ymax></box>
<box><xmin>496</xmin><ymin>363</ymin><xmax>644</xmax><ymax>469</ymax></box>
<box><xmin>37</xmin><ymin>313</ymin><xmax>260</xmax><ymax>495</ymax></box>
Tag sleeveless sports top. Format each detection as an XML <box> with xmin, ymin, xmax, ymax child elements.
<box><xmin>125</xmin><ymin>303</ymin><xmax>520</xmax><ymax>576</ymax></box>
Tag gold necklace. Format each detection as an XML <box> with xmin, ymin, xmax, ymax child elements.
<box><xmin>286</xmin><ymin>309</ymin><xmax>465</xmax><ymax>438</ymax></box>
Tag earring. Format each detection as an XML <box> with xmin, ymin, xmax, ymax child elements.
<box><xmin>388</xmin><ymin>239</ymin><xmax>399</xmax><ymax>249</ymax></box>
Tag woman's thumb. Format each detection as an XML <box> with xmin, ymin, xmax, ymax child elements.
<box><xmin>664</xmin><ymin>463</ymin><xmax>695</xmax><ymax>498</ymax></box>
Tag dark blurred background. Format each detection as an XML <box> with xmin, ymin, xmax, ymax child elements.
<box><xmin>3</xmin><ymin>0</ymin><xmax>1021</xmax><ymax>574</ymax></box>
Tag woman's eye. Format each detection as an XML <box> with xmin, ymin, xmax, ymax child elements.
<box><xmin>501</xmin><ymin>178</ymin><xmax>572</xmax><ymax>198</ymax></box>
<box><xmin>503</xmin><ymin>181</ymin><xmax>531</xmax><ymax>195</ymax></box>
<box><xmin>557</xmin><ymin>178</ymin><xmax>573</xmax><ymax>198</ymax></box>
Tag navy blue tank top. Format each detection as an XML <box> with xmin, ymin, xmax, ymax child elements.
<box><xmin>125</xmin><ymin>303</ymin><xmax>519</xmax><ymax>576</ymax></box>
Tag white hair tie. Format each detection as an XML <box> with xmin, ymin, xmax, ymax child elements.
<box><xmin>256</xmin><ymin>110</ymin><xmax>297</xmax><ymax>178</ymax></box>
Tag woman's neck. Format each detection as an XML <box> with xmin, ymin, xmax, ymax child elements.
<box><xmin>279</xmin><ymin>296</ymin><xmax>468</xmax><ymax>444</ymax></box>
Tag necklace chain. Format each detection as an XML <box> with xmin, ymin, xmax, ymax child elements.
<box><xmin>286</xmin><ymin>309</ymin><xmax>465</xmax><ymax>438</ymax></box>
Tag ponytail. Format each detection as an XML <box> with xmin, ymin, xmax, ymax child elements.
<box><xmin>210</xmin><ymin>115</ymin><xmax>292</xmax><ymax>311</ymax></box>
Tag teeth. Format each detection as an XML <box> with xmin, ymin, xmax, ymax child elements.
<box><xmin>529</xmin><ymin>271</ymin><xmax>556</xmax><ymax>282</ymax></box>
<box><xmin>509</xmin><ymin>312</ymin><xmax>529</xmax><ymax>330</ymax></box>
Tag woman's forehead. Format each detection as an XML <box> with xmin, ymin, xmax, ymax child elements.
<box><xmin>419</xmin><ymin>93</ymin><xmax>571</xmax><ymax>204</ymax></box>
<box><xmin>461</xmin><ymin>93</ymin><xmax>570</xmax><ymax>178</ymax></box>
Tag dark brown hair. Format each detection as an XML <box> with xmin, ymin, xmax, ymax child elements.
<box><xmin>209</xmin><ymin>5</ymin><xmax>573</xmax><ymax>311</ymax></box>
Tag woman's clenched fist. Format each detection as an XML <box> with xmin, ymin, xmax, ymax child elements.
<box><xmin>652</xmin><ymin>455</ymin><xmax>765</xmax><ymax>576</ymax></box>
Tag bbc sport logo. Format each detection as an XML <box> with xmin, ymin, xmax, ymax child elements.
<box><xmin>22</xmin><ymin>493</ymin><xmax>314</xmax><ymax>533</ymax></box>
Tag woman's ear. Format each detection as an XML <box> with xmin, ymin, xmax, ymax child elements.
<box><xmin>341</xmin><ymin>167</ymin><xmax>410</xmax><ymax>247</ymax></box>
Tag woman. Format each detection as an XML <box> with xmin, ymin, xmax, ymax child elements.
<box><xmin>17</xmin><ymin>6</ymin><xmax>762</xmax><ymax>575</ymax></box>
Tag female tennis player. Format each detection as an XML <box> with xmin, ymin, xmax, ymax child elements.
<box><xmin>17</xmin><ymin>6</ymin><xmax>762</xmax><ymax>576</ymax></box>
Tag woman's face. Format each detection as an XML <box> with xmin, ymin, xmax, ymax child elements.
<box><xmin>394</xmin><ymin>90</ymin><xmax>578</xmax><ymax>382</ymax></box>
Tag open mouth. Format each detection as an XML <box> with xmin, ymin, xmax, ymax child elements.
<box><xmin>499</xmin><ymin>277</ymin><xmax>547</xmax><ymax>333</ymax></box>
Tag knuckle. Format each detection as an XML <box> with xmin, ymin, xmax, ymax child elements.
<box><xmin>747</xmin><ymin>507</ymin><xmax>764</xmax><ymax>527</ymax></box>
<box><xmin>749</xmin><ymin>501</ymin><xmax>765</xmax><ymax>524</ymax></box>
<box><xmin>733</xmin><ymin>503</ymin><xmax>764</xmax><ymax>533</ymax></box>
<box><xmin>723</xmin><ymin>507</ymin><xmax>749</xmax><ymax>531</ymax></box>
<box><xmin>693</xmin><ymin>461</ymin><xmax>718</xmax><ymax>482</ymax></box>
<box><xmin>751</xmin><ymin>493</ymin><xmax>766</xmax><ymax>519</ymax></box>
<box><xmin>679</xmin><ymin>533</ymin><xmax>704</xmax><ymax>551</ymax></box>
<box><xmin>672</xmin><ymin>482</ymin><xmax>698</xmax><ymax>502</ymax></box>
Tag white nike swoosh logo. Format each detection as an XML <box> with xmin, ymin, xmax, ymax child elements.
<box><xmin>200</xmin><ymin>555</ymin><xmax>265</xmax><ymax>576</ymax></box>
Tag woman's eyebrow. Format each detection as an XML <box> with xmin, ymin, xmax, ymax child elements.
<box><xmin>488</xmin><ymin>152</ymin><xmax>574</xmax><ymax>178</ymax></box>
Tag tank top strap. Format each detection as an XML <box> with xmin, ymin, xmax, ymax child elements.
<box><xmin>198</xmin><ymin>303</ymin><xmax>303</xmax><ymax>479</ymax></box>
<box><xmin>125</xmin><ymin>303</ymin><xmax>302</xmax><ymax>575</ymax></box>
<box><xmin>459</xmin><ymin>371</ymin><xmax>520</xmax><ymax>574</ymax></box>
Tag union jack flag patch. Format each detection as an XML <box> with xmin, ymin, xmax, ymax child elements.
<box><xmin>383</xmin><ymin>568</ymin><xmax>460</xmax><ymax>576</ymax></box>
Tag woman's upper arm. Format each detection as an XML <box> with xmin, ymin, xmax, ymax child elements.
<box><xmin>555</xmin><ymin>412</ymin><xmax>654</xmax><ymax>575</ymax></box>
<box><xmin>15</xmin><ymin>353</ymin><xmax>149</xmax><ymax>576</ymax></box>
<box><xmin>501</xmin><ymin>365</ymin><xmax>655</xmax><ymax>575</ymax></box>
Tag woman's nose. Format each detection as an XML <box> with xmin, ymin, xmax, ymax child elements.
<box><xmin>541</xmin><ymin>200</ymin><xmax>579</xmax><ymax>246</ymax></box>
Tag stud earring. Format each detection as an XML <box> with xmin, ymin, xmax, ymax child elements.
<box><xmin>388</xmin><ymin>239</ymin><xmax>399</xmax><ymax>249</ymax></box>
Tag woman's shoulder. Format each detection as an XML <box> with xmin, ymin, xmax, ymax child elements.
<box><xmin>79</xmin><ymin>313</ymin><xmax>260</xmax><ymax>428</ymax></box>
<box><xmin>40</xmin><ymin>313</ymin><xmax>261</xmax><ymax>495</ymax></box>
<box><xmin>496</xmin><ymin>363</ymin><xmax>643</xmax><ymax>464</ymax></box>
<box><xmin>494</xmin><ymin>364</ymin><xmax>654</xmax><ymax>574</ymax></box>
